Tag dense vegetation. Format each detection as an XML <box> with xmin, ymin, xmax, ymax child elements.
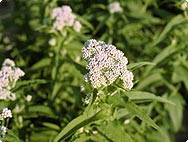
<box><xmin>0</xmin><ymin>0</ymin><xmax>188</xmax><ymax>142</ymax></box>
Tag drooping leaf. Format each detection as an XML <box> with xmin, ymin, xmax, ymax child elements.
<box><xmin>125</xmin><ymin>102</ymin><xmax>160</xmax><ymax>131</ymax></box>
<box><xmin>154</xmin><ymin>15</ymin><xmax>187</xmax><ymax>45</ymax></box>
<box><xmin>136</xmin><ymin>73</ymin><xmax>163</xmax><ymax>90</ymax></box>
<box><xmin>128</xmin><ymin>62</ymin><xmax>156</xmax><ymax>70</ymax></box>
<box><xmin>126</xmin><ymin>91</ymin><xmax>174</xmax><ymax>105</ymax></box>
<box><xmin>144</xmin><ymin>43</ymin><xmax>178</xmax><ymax>75</ymax></box>
<box><xmin>53</xmin><ymin>110</ymin><xmax>101</xmax><ymax>142</ymax></box>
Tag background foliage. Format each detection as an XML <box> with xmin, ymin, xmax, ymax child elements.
<box><xmin>0</xmin><ymin>0</ymin><xmax>188</xmax><ymax>142</ymax></box>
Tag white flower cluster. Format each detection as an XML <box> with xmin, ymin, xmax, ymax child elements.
<box><xmin>0</xmin><ymin>108</ymin><xmax>12</xmax><ymax>139</ymax></box>
<box><xmin>51</xmin><ymin>5</ymin><xmax>82</xmax><ymax>32</ymax></box>
<box><xmin>108</xmin><ymin>2</ymin><xmax>123</xmax><ymax>14</ymax></box>
<box><xmin>82</xmin><ymin>39</ymin><xmax>134</xmax><ymax>89</ymax></box>
<box><xmin>181</xmin><ymin>1</ymin><xmax>188</xmax><ymax>10</ymax></box>
<box><xmin>0</xmin><ymin>108</ymin><xmax>12</xmax><ymax>119</ymax></box>
<box><xmin>0</xmin><ymin>126</ymin><xmax>7</xmax><ymax>139</ymax></box>
<box><xmin>0</xmin><ymin>58</ymin><xmax>25</xmax><ymax>100</ymax></box>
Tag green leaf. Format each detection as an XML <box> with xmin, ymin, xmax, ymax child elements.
<box><xmin>30</xmin><ymin>58</ymin><xmax>51</xmax><ymax>70</ymax></box>
<box><xmin>4</xmin><ymin>129</ymin><xmax>22</xmax><ymax>142</ymax></box>
<box><xmin>29</xmin><ymin>129</ymin><xmax>57</xmax><ymax>142</ymax></box>
<box><xmin>136</xmin><ymin>73</ymin><xmax>163</xmax><ymax>90</ymax></box>
<box><xmin>128</xmin><ymin>62</ymin><xmax>156</xmax><ymax>70</ymax></box>
<box><xmin>42</xmin><ymin>122</ymin><xmax>60</xmax><ymax>130</ymax></box>
<box><xmin>67</xmin><ymin>55</ymin><xmax>87</xmax><ymax>75</ymax></box>
<box><xmin>77</xmin><ymin>15</ymin><xmax>94</xmax><ymax>30</ymax></box>
<box><xmin>28</xmin><ymin>105</ymin><xmax>56</xmax><ymax>117</ymax></box>
<box><xmin>125</xmin><ymin>103</ymin><xmax>172</xmax><ymax>142</ymax></box>
<box><xmin>115</xmin><ymin>108</ymin><xmax>129</xmax><ymax>120</ymax></box>
<box><xmin>12</xmin><ymin>79</ymin><xmax>48</xmax><ymax>92</ymax></box>
<box><xmin>53</xmin><ymin>110</ymin><xmax>101</xmax><ymax>142</ymax></box>
<box><xmin>93</xmin><ymin>15</ymin><xmax>110</xmax><ymax>35</ymax></box>
<box><xmin>128</xmin><ymin>12</ymin><xmax>161</xmax><ymax>25</ymax></box>
<box><xmin>167</xmin><ymin>92</ymin><xmax>185</xmax><ymax>132</ymax></box>
<box><xmin>97</xmin><ymin>121</ymin><xmax>134</xmax><ymax>142</ymax></box>
<box><xmin>144</xmin><ymin>43</ymin><xmax>178</xmax><ymax>75</ymax></box>
<box><xmin>107</xmin><ymin>93</ymin><xmax>129</xmax><ymax>107</ymax></box>
<box><xmin>173</xmin><ymin>64</ymin><xmax>188</xmax><ymax>90</ymax></box>
<box><xmin>154</xmin><ymin>15</ymin><xmax>187</xmax><ymax>45</ymax></box>
<box><xmin>51</xmin><ymin>82</ymin><xmax>63</xmax><ymax>100</ymax></box>
<box><xmin>125</xmin><ymin>102</ymin><xmax>164</xmax><ymax>135</ymax></box>
<box><xmin>126</xmin><ymin>91</ymin><xmax>174</xmax><ymax>105</ymax></box>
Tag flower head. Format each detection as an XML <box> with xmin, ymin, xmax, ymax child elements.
<box><xmin>2</xmin><ymin>59</ymin><xmax>15</xmax><ymax>67</ymax></box>
<box><xmin>73</xmin><ymin>21</ymin><xmax>82</xmax><ymax>32</ymax></box>
<box><xmin>51</xmin><ymin>5</ymin><xmax>81</xmax><ymax>32</ymax></box>
<box><xmin>181</xmin><ymin>1</ymin><xmax>188</xmax><ymax>10</ymax></box>
<box><xmin>0</xmin><ymin>58</ymin><xmax>24</xmax><ymax>100</ymax></box>
<box><xmin>82</xmin><ymin>39</ymin><xmax>134</xmax><ymax>89</ymax></box>
<box><xmin>49</xmin><ymin>38</ymin><xmax>56</xmax><ymax>46</ymax></box>
<box><xmin>108</xmin><ymin>2</ymin><xmax>123</xmax><ymax>14</ymax></box>
<box><xmin>1</xmin><ymin>108</ymin><xmax>12</xmax><ymax>119</ymax></box>
<box><xmin>0</xmin><ymin>126</ymin><xmax>7</xmax><ymax>138</ymax></box>
<box><xmin>26</xmin><ymin>95</ymin><xmax>32</xmax><ymax>102</ymax></box>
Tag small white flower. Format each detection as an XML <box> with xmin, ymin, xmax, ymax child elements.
<box><xmin>108</xmin><ymin>2</ymin><xmax>123</xmax><ymax>14</ymax></box>
<box><xmin>1</xmin><ymin>108</ymin><xmax>12</xmax><ymax>118</ymax></box>
<box><xmin>84</xmin><ymin>94</ymin><xmax>90</xmax><ymax>104</ymax></box>
<box><xmin>51</xmin><ymin>5</ymin><xmax>82</xmax><ymax>32</ymax></box>
<box><xmin>0</xmin><ymin>58</ymin><xmax>25</xmax><ymax>92</ymax></box>
<box><xmin>0</xmin><ymin>126</ymin><xmax>7</xmax><ymax>138</ymax></box>
<box><xmin>75</xmin><ymin>56</ymin><xmax>81</xmax><ymax>62</ymax></box>
<box><xmin>26</xmin><ymin>95</ymin><xmax>32</xmax><ymax>102</ymax></box>
<box><xmin>78</xmin><ymin>127</ymin><xmax>84</xmax><ymax>133</ymax></box>
<box><xmin>3</xmin><ymin>37</ymin><xmax>10</xmax><ymax>44</ymax></box>
<box><xmin>61</xmin><ymin>49</ymin><xmax>67</xmax><ymax>56</ymax></box>
<box><xmin>13</xmin><ymin>105</ymin><xmax>21</xmax><ymax>113</ymax></box>
<box><xmin>83</xmin><ymin>74</ymin><xmax>89</xmax><ymax>82</ymax></box>
<box><xmin>124</xmin><ymin>119</ymin><xmax>130</xmax><ymax>125</ymax></box>
<box><xmin>181</xmin><ymin>1</ymin><xmax>188</xmax><ymax>10</ymax></box>
<box><xmin>73</xmin><ymin>21</ymin><xmax>82</xmax><ymax>32</ymax></box>
<box><xmin>0</xmin><ymin>87</ymin><xmax>10</xmax><ymax>100</ymax></box>
<box><xmin>49</xmin><ymin>38</ymin><xmax>56</xmax><ymax>46</ymax></box>
<box><xmin>8</xmin><ymin>93</ymin><xmax>16</xmax><ymax>101</ymax></box>
<box><xmin>92</xmin><ymin>130</ymin><xmax>98</xmax><ymax>134</ymax></box>
<box><xmin>2</xmin><ymin>58</ymin><xmax>15</xmax><ymax>67</ymax></box>
<box><xmin>51</xmin><ymin>7</ymin><xmax>62</xmax><ymax>19</ymax></box>
<box><xmin>80</xmin><ymin>86</ymin><xmax>85</xmax><ymax>92</ymax></box>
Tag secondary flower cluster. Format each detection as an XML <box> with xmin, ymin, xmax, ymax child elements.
<box><xmin>0</xmin><ymin>58</ymin><xmax>25</xmax><ymax>100</ymax></box>
<box><xmin>51</xmin><ymin>5</ymin><xmax>82</xmax><ymax>32</ymax></box>
<box><xmin>108</xmin><ymin>2</ymin><xmax>123</xmax><ymax>14</ymax></box>
<box><xmin>0</xmin><ymin>108</ymin><xmax>12</xmax><ymax>120</ymax></box>
<box><xmin>0</xmin><ymin>108</ymin><xmax>12</xmax><ymax>139</ymax></box>
<box><xmin>181</xmin><ymin>1</ymin><xmax>188</xmax><ymax>10</ymax></box>
<box><xmin>82</xmin><ymin>39</ymin><xmax>134</xmax><ymax>89</ymax></box>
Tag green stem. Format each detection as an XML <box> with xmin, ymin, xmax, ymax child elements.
<box><xmin>51</xmin><ymin>36</ymin><xmax>64</xmax><ymax>100</ymax></box>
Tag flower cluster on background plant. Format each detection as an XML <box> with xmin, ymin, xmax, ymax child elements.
<box><xmin>0</xmin><ymin>0</ymin><xmax>188</xmax><ymax>142</ymax></box>
<box><xmin>0</xmin><ymin>58</ymin><xmax>24</xmax><ymax>141</ymax></box>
